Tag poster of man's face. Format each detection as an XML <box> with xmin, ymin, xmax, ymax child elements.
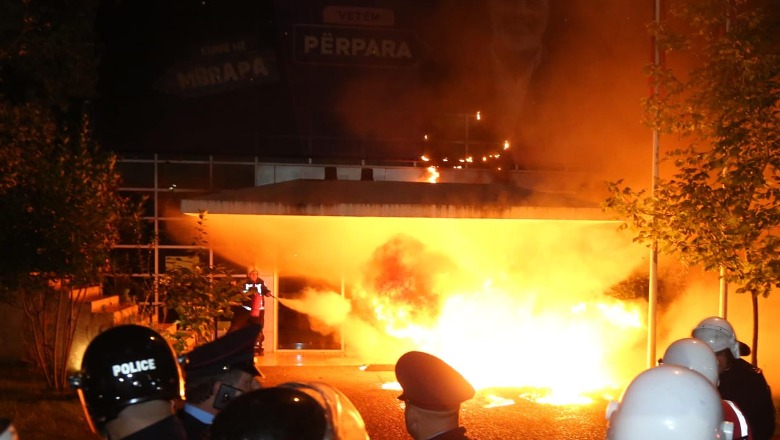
<box><xmin>488</xmin><ymin>0</ymin><xmax>550</xmax><ymax>57</ymax></box>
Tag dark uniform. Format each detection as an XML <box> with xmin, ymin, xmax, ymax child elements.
<box><xmin>122</xmin><ymin>415</ymin><xmax>188</xmax><ymax>440</ymax></box>
<box><xmin>177</xmin><ymin>324</ymin><xmax>263</xmax><ymax>440</ymax></box>
<box><xmin>395</xmin><ymin>351</ymin><xmax>475</xmax><ymax>440</ymax></box>
<box><xmin>177</xmin><ymin>409</ymin><xmax>209</xmax><ymax>440</ymax></box>
<box><xmin>719</xmin><ymin>357</ymin><xmax>776</xmax><ymax>440</ymax></box>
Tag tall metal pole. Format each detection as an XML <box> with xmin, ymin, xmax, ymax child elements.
<box><xmin>719</xmin><ymin>266</ymin><xmax>728</xmax><ymax>317</ymax></box>
<box><xmin>647</xmin><ymin>0</ymin><xmax>662</xmax><ymax>368</ymax></box>
<box><xmin>719</xmin><ymin>4</ymin><xmax>731</xmax><ymax>320</ymax></box>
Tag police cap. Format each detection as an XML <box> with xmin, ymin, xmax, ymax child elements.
<box><xmin>184</xmin><ymin>324</ymin><xmax>262</xmax><ymax>379</ymax></box>
<box><xmin>395</xmin><ymin>351</ymin><xmax>475</xmax><ymax>411</ymax></box>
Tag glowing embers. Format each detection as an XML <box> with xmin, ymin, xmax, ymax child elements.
<box><xmin>420</xmin><ymin>110</ymin><xmax>511</xmax><ymax>173</ymax></box>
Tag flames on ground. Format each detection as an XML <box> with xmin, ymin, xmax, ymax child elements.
<box><xmin>284</xmin><ymin>234</ymin><xmax>647</xmax><ymax>405</ymax></box>
<box><xmin>176</xmin><ymin>214</ymin><xmax>657</xmax><ymax>405</ymax></box>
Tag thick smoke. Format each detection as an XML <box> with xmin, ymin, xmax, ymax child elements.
<box><xmin>169</xmin><ymin>214</ymin><xmax>655</xmax><ymax>386</ymax></box>
<box><xmin>328</xmin><ymin>0</ymin><xmax>655</xmax><ymax>197</ymax></box>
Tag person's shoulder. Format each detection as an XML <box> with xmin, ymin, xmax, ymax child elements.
<box><xmin>727</xmin><ymin>358</ymin><xmax>772</xmax><ymax>389</ymax></box>
<box><xmin>177</xmin><ymin>408</ymin><xmax>210</xmax><ymax>439</ymax></box>
<box><xmin>734</xmin><ymin>358</ymin><xmax>765</xmax><ymax>376</ymax></box>
<box><xmin>123</xmin><ymin>415</ymin><xmax>188</xmax><ymax>440</ymax></box>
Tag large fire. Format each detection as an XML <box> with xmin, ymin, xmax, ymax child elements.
<box><xmin>176</xmin><ymin>214</ymin><xmax>651</xmax><ymax>406</ymax></box>
<box><xmin>349</xmin><ymin>247</ymin><xmax>646</xmax><ymax>405</ymax></box>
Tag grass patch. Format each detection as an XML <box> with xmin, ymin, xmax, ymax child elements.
<box><xmin>0</xmin><ymin>361</ymin><xmax>101</xmax><ymax>440</ymax></box>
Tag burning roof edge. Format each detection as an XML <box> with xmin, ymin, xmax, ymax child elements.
<box><xmin>180</xmin><ymin>179</ymin><xmax>613</xmax><ymax>221</ymax></box>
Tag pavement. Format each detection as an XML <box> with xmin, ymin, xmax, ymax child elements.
<box><xmin>256</xmin><ymin>350</ymin><xmax>780</xmax><ymax>440</ymax></box>
<box><xmin>255</xmin><ymin>349</ymin><xmax>367</xmax><ymax>369</ymax></box>
<box><xmin>255</xmin><ymin>350</ymin><xmax>608</xmax><ymax>440</ymax></box>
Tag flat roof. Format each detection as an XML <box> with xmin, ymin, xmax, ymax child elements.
<box><xmin>180</xmin><ymin>179</ymin><xmax>611</xmax><ymax>220</ymax></box>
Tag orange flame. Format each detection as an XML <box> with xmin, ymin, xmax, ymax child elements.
<box><xmin>426</xmin><ymin>166</ymin><xmax>440</xmax><ymax>184</ymax></box>
<box><xmin>172</xmin><ymin>215</ymin><xmax>650</xmax><ymax>406</ymax></box>
<box><xmin>362</xmin><ymin>277</ymin><xmax>645</xmax><ymax>405</ymax></box>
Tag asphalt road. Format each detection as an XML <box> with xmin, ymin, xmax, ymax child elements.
<box><xmin>258</xmin><ymin>364</ymin><xmax>608</xmax><ymax>440</ymax></box>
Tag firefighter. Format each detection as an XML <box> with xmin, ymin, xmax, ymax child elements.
<box><xmin>693</xmin><ymin>316</ymin><xmax>776</xmax><ymax>440</ymax></box>
<box><xmin>227</xmin><ymin>267</ymin><xmax>272</xmax><ymax>355</ymax></box>
<box><xmin>177</xmin><ymin>324</ymin><xmax>263</xmax><ymax>440</ymax></box>
<box><xmin>209</xmin><ymin>381</ymin><xmax>369</xmax><ymax>440</ymax></box>
<box><xmin>661</xmin><ymin>337</ymin><xmax>752</xmax><ymax>439</ymax></box>
<box><xmin>68</xmin><ymin>325</ymin><xmax>187</xmax><ymax>440</ymax></box>
<box><xmin>394</xmin><ymin>351</ymin><xmax>475</xmax><ymax>440</ymax></box>
<box><xmin>606</xmin><ymin>364</ymin><xmax>735</xmax><ymax>440</ymax></box>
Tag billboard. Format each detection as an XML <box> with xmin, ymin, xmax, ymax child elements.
<box><xmin>96</xmin><ymin>0</ymin><xmax>651</xmax><ymax>174</ymax></box>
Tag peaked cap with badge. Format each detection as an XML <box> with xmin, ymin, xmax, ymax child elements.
<box><xmin>395</xmin><ymin>351</ymin><xmax>475</xmax><ymax>411</ymax></box>
<box><xmin>183</xmin><ymin>324</ymin><xmax>262</xmax><ymax>380</ymax></box>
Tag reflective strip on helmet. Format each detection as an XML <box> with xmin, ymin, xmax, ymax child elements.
<box><xmin>112</xmin><ymin>359</ymin><xmax>157</xmax><ymax>377</ymax></box>
<box><xmin>724</xmin><ymin>400</ymin><xmax>749</xmax><ymax>438</ymax></box>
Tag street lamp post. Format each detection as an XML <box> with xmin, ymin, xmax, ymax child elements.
<box><xmin>647</xmin><ymin>0</ymin><xmax>663</xmax><ymax>368</ymax></box>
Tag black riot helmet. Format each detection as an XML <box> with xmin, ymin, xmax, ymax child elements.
<box><xmin>210</xmin><ymin>387</ymin><xmax>327</xmax><ymax>440</ymax></box>
<box><xmin>69</xmin><ymin>324</ymin><xmax>184</xmax><ymax>433</ymax></box>
<box><xmin>210</xmin><ymin>382</ymin><xmax>369</xmax><ymax>440</ymax></box>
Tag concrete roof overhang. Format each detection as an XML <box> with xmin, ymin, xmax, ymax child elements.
<box><xmin>180</xmin><ymin>179</ymin><xmax>611</xmax><ymax>220</ymax></box>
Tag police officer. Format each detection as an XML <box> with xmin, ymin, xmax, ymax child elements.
<box><xmin>394</xmin><ymin>351</ymin><xmax>475</xmax><ymax>440</ymax></box>
<box><xmin>606</xmin><ymin>364</ymin><xmax>735</xmax><ymax>439</ymax></box>
<box><xmin>69</xmin><ymin>324</ymin><xmax>187</xmax><ymax>440</ymax></box>
<box><xmin>693</xmin><ymin>316</ymin><xmax>776</xmax><ymax>440</ymax></box>
<box><xmin>177</xmin><ymin>324</ymin><xmax>263</xmax><ymax>440</ymax></box>
<box><xmin>209</xmin><ymin>381</ymin><xmax>369</xmax><ymax>440</ymax></box>
<box><xmin>661</xmin><ymin>337</ymin><xmax>752</xmax><ymax>439</ymax></box>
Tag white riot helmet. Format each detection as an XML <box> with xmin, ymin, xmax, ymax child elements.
<box><xmin>692</xmin><ymin>316</ymin><xmax>741</xmax><ymax>358</ymax></box>
<box><xmin>662</xmin><ymin>337</ymin><xmax>720</xmax><ymax>386</ymax></box>
<box><xmin>606</xmin><ymin>365</ymin><xmax>734</xmax><ymax>440</ymax></box>
<box><xmin>0</xmin><ymin>419</ymin><xmax>18</xmax><ymax>440</ymax></box>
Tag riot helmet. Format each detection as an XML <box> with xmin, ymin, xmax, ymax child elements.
<box><xmin>209</xmin><ymin>387</ymin><xmax>327</xmax><ymax>440</ymax></box>
<box><xmin>280</xmin><ymin>382</ymin><xmax>369</xmax><ymax>440</ymax></box>
<box><xmin>692</xmin><ymin>316</ymin><xmax>741</xmax><ymax>358</ymax></box>
<box><xmin>661</xmin><ymin>337</ymin><xmax>720</xmax><ymax>385</ymax></box>
<box><xmin>606</xmin><ymin>365</ymin><xmax>734</xmax><ymax>440</ymax></box>
<box><xmin>209</xmin><ymin>382</ymin><xmax>369</xmax><ymax>440</ymax></box>
<box><xmin>69</xmin><ymin>324</ymin><xmax>184</xmax><ymax>433</ymax></box>
<box><xmin>0</xmin><ymin>418</ymin><xmax>18</xmax><ymax>440</ymax></box>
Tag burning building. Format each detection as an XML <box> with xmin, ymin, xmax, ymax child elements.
<box><xmin>89</xmin><ymin>0</ymin><xmax>780</xmax><ymax>406</ymax></box>
<box><xmin>176</xmin><ymin>175</ymin><xmax>655</xmax><ymax>404</ymax></box>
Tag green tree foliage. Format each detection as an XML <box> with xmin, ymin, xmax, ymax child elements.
<box><xmin>0</xmin><ymin>0</ymin><xmax>143</xmax><ymax>390</ymax></box>
<box><xmin>155</xmin><ymin>212</ymin><xmax>246</xmax><ymax>354</ymax></box>
<box><xmin>0</xmin><ymin>106</ymin><xmax>143</xmax><ymax>389</ymax></box>
<box><xmin>605</xmin><ymin>0</ymin><xmax>780</xmax><ymax>360</ymax></box>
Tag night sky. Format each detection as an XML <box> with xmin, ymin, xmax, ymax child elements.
<box><xmin>95</xmin><ymin>0</ymin><xmax>654</xmax><ymax>182</ymax></box>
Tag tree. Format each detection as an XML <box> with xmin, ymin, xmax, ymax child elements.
<box><xmin>605</xmin><ymin>0</ymin><xmax>780</xmax><ymax>364</ymax></box>
<box><xmin>153</xmin><ymin>211</ymin><xmax>246</xmax><ymax>354</ymax></box>
<box><xmin>0</xmin><ymin>0</ymin><xmax>143</xmax><ymax>390</ymax></box>
<box><xmin>0</xmin><ymin>106</ymin><xmax>143</xmax><ymax>390</ymax></box>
